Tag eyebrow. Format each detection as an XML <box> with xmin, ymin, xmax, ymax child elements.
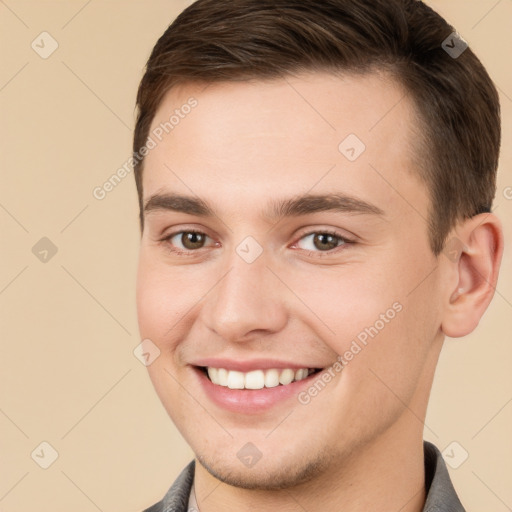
<box><xmin>143</xmin><ymin>192</ymin><xmax>385</xmax><ymax>220</ymax></box>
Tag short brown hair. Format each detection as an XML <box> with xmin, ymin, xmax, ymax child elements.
<box><xmin>133</xmin><ymin>0</ymin><xmax>501</xmax><ymax>255</ymax></box>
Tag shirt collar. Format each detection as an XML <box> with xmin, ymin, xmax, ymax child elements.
<box><xmin>423</xmin><ymin>441</ymin><xmax>466</xmax><ymax>511</ymax></box>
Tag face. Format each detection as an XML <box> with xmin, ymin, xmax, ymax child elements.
<box><xmin>136</xmin><ymin>72</ymin><xmax>448</xmax><ymax>489</ymax></box>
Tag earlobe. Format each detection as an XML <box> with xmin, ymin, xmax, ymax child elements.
<box><xmin>441</xmin><ymin>213</ymin><xmax>504</xmax><ymax>338</ymax></box>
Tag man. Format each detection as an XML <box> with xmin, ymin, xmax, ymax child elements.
<box><xmin>134</xmin><ymin>0</ymin><xmax>504</xmax><ymax>510</ymax></box>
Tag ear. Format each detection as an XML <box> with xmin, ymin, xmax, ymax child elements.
<box><xmin>441</xmin><ymin>212</ymin><xmax>504</xmax><ymax>338</ymax></box>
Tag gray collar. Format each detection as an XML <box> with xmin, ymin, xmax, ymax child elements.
<box><xmin>423</xmin><ymin>441</ymin><xmax>466</xmax><ymax>511</ymax></box>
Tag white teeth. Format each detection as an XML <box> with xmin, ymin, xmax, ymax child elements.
<box><xmin>217</xmin><ymin>368</ymin><xmax>229</xmax><ymax>386</ymax></box>
<box><xmin>205</xmin><ymin>367</ymin><xmax>315</xmax><ymax>389</ymax></box>
<box><xmin>227</xmin><ymin>370</ymin><xmax>245</xmax><ymax>389</ymax></box>
<box><xmin>244</xmin><ymin>370</ymin><xmax>265</xmax><ymax>389</ymax></box>
<box><xmin>264</xmin><ymin>369</ymin><xmax>280</xmax><ymax>388</ymax></box>
<box><xmin>279</xmin><ymin>368</ymin><xmax>294</xmax><ymax>385</ymax></box>
<box><xmin>295</xmin><ymin>368</ymin><xmax>308</xmax><ymax>381</ymax></box>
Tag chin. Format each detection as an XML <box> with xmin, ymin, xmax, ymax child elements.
<box><xmin>195</xmin><ymin>449</ymin><xmax>332</xmax><ymax>490</ymax></box>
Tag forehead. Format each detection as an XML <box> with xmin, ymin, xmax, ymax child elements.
<box><xmin>142</xmin><ymin>71</ymin><xmax>428</xmax><ymax>223</ymax></box>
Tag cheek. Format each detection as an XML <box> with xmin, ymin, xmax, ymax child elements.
<box><xmin>283</xmin><ymin>266</ymin><xmax>398</xmax><ymax>353</ymax></box>
<box><xmin>136</xmin><ymin>253</ymin><xmax>199</xmax><ymax>342</ymax></box>
<box><xmin>285</xmin><ymin>263</ymin><xmax>433</xmax><ymax>406</ymax></box>
<box><xmin>135</xmin><ymin>256</ymin><xmax>196</xmax><ymax>419</ymax></box>
<box><xmin>136</xmin><ymin>267</ymin><xmax>171</xmax><ymax>341</ymax></box>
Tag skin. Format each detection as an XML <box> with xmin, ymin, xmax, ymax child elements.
<box><xmin>136</xmin><ymin>71</ymin><xmax>503</xmax><ymax>511</ymax></box>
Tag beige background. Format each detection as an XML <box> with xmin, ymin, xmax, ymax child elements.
<box><xmin>0</xmin><ymin>1</ymin><xmax>511</xmax><ymax>511</ymax></box>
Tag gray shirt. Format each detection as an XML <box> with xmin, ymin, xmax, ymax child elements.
<box><xmin>143</xmin><ymin>441</ymin><xmax>465</xmax><ymax>512</ymax></box>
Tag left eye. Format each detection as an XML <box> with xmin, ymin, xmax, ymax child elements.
<box><xmin>296</xmin><ymin>231</ymin><xmax>349</xmax><ymax>252</ymax></box>
<box><xmin>165</xmin><ymin>230</ymin><xmax>214</xmax><ymax>252</ymax></box>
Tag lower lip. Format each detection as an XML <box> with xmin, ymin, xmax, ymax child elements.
<box><xmin>193</xmin><ymin>366</ymin><xmax>322</xmax><ymax>414</ymax></box>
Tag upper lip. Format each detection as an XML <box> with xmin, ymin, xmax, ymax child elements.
<box><xmin>191</xmin><ymin>358</ymin><xmax>326</xmax><ymax>372</ymax></box>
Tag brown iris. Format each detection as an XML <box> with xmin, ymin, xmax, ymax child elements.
<box><xmin>181</xmin><ymin>232</ymin><xmax>206</xmax><ymax>250</ymax></box>
<box><xmin>312</xmin><ymin>233</ymin><xmax>340</xmax><ymax>251</ymax></box>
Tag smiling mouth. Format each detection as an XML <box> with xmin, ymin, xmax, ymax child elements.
<box><xmin>198</xmin><ymin>366</ymin><xmax>323</xmax><ymax>390</ymax></box>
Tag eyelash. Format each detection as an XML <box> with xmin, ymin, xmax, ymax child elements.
<box><xmin>159</xmin><ymin>229</ymin><xmax>354</xmax><ymax>258</ymax></box>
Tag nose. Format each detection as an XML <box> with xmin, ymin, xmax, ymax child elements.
<box><xmin>200</xmin><ymin>247</ymin><xmax>288</xmax><ymax>343</ymax></box>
